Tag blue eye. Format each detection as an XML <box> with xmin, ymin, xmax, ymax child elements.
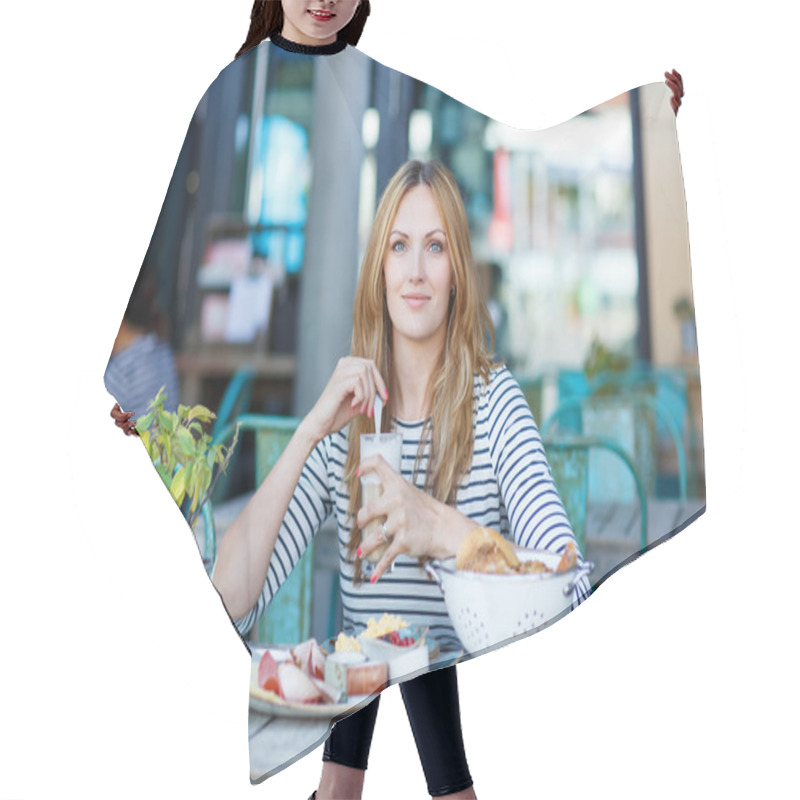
<box><xmin>391</xmin><ymin>241</ymin><xmax>406</xmax><ymax>253</ymax></box>
<box><xmin>429</xmin><ymin>241</ymin><xmax>443</xmax><ymax>253</ymax></box>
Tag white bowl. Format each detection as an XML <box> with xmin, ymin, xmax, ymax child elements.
<box><xmin>426</xmin><ymin>548</ymin><xmax>591</xmax><ymax>655</ymax></box>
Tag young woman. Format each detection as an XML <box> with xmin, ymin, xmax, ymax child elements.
<box><xmin>212</xmin><ymin>159</ymin><xmax>591</xmax><ymax>799</ymax></box>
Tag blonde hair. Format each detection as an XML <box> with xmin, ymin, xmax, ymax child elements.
<box><xmin>345</xmin><ymin>160</ymin><xmax>495</xmax><ymax>567</ymax></box>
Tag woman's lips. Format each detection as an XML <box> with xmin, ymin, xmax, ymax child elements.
<box><xmin>308</xmin><ymin>9</ymin><xmax>335</xmax><ymax>22</ymax></box>
<box><xmin>402</xmin><ymin>294</ymin><xmax>430</xmax><ymax>309</ymax></box>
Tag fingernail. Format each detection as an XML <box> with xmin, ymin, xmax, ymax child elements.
<box><xmin>356</xmin><ymin>467</ymin><xmax>360</xmax><ymax>477</ymax></box>
<box><xmin>370</xmin><ymin>573</ymin><xmax>377</xmax><ymax>583</ymax></box>
<box><xmin>356</xmin><ymin>547</ymin><xmax>362</xmax><ymax>558</ymax></box>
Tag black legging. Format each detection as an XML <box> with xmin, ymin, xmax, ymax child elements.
<box><xmin>323</xmin><ymin>665</ymin><xmax>473</xmax><ymax>797</ymax></box>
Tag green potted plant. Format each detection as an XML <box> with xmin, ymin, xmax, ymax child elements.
<box><xmin>135</xmin><ymin>387</ymin><xmax>239</xmax><ymax>561</ymax></box>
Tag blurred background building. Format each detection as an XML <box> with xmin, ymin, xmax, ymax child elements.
<box><xmin>139</xmin><ymin>46</ymin><xmax>697</xmax><ymax>421</ymax></box>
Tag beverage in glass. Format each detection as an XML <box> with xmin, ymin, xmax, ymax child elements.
<box><xmin>359</xmin><ymin>432</ymin><xmax>402</xmax><ymax>563</ymax></box>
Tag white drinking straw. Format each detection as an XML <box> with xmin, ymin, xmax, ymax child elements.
<box><xmin>373</xmin><ymin>392</ymin><xmax>383</xmax><ymax>435</ymax></box>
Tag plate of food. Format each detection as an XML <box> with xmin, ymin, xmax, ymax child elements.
<box><xmin>250</xmin><ymin>646</ymin><xmax>342</xmax><ymax>718</ymax></box>
<box><xmin>250</xmin><ymin>620</ymin><xmax>406</xmax><ymax>719</ymax></box>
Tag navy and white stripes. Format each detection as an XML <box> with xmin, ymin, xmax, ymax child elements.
<box><xmin>104</xmin><ymin>333</ymin><xmax>180</xmax><ymax>419</ymax></box>
<box><xmin>235</xmin><ymin>367</ymin><xmax>591</xmax><ymax>649</ymax></box>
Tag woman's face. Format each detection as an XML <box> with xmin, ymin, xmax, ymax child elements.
<box><xmin>384</xmin><ymin>185</ymin><xmax>454</xmax><ymax>354</ymax></box>
<box><xmin>281</xmin><ymin>0</ymin><xmax>360</xmax><ymax>46</ymax></box>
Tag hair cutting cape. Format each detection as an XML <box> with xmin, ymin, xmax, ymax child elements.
<box><xmin>104</xmin><ymin>38</ymin><xmax>704</xmax><ymax>783</ymax></box>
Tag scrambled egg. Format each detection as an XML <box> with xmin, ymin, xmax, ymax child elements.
<box><xmin>334</xmin><ymin>632</ymin><xmax>361</xmax><ymax>653</ymax></box>
<box><xmin>362</xmin><ymin>613</ymin><xmax>408</xmax><ymax>639</ymax></box>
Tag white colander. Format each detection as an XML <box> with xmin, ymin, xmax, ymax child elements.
<box><xmin>425</xmin><ymin>548</ymin><xmax>592</xmax><ymax>655</ymax></box>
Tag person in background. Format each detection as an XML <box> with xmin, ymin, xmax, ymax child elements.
<box><xmin>106</xmin><ymin>267</ymin><xmax>179</xmax><ymax>434</ymax></box>
<box><xmin>236</xmin><ymin>0</ymin><xmax>370</xmax><ymax>56</ymax></box>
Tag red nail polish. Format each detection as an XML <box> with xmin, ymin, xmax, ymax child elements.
<box><xmin>356</xmin><ymin>547</ymin><xmax>362</xmax><ymax>558</ymax></box>
<box><xmin>370</xmin><ymin>573</ymin><xmax>377</xmax><ymax>583</ymax></box>
<box><xmin>356</xmin><ymin>467</ymin><xmax>360</xmax><ymax>477</ymax></box>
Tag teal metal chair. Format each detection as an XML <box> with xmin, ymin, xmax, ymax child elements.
<box><xmin>542</xmin><ymin>393</ymin><xmax>688</xmax><ymax>502</ymax></box>
<box><xmin>214</xmin><ymin>414</ymin><xmax>341</xmax><ymax>645</ymax></box>
<box><xmin>214</xmin><ymin>414</ymin><xmax>311</xmax><ymax>644</ymax></box>
<box><xmin>557</xmin><ymin>365</ymin><xmax>698</xmax><ymax>497</ymax></box>
<box><xmin>211</xmin><ymin>367</ymin><xmax>255</xmax><ymax>441</ymax></box>
<box><xmin>589</xmin><ymin>367</ymin><xmax>698</xmax><ymax>497</ymax></box>
<box><xmin>191</xmin><ymin>500</ymin><xmax>217</xmax><ymax>577</ymax></box>
<box><xmin>544</xmin><ymin>435</ymin><xmax>648</xmax><ymax>554</ymax></box>
<box><xmin>209</xmin><ymin>366</ymin><xmax>256</xmax><ymax>503</ymax></box>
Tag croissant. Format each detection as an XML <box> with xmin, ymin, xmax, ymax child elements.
<box><xmin>455</xmin><ymin>527</ymin><xmax>519</xmax><ymax>574</ymax></box>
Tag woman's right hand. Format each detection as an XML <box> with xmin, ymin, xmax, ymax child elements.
<box><xmin>110</xmin><ymin>403</ymin><xmax>139</xmax><ymax>436</ymax></box>
<box><xmin>305</xmin><ymin>357</ymin><xmax>388</xmax><ymax>442</ymax></box>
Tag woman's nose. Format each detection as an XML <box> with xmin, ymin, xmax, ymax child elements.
<box><xmin>409</xmin><ymin>248</ymin><xmax>425</xmax><ymax>281</ymax></box>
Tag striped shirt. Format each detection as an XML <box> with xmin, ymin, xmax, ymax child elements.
<box><xmin>235</xmin><ymin>367</ymin><xmax>591</xmax><ymax>650</ymax></box>
<box><xmin>104</xmin><ymin>333</ymin><xmax>180</xmax><ymax>419</ymax></box>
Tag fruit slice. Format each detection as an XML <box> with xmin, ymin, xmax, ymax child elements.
<box><xmin>257</xmin><ymin>650</ymin><xmax>282</xmax><ymax>695</ymax></box>
<box><xmin>278</xmin><ymin>662</ymin><xmax>324</xmax><ymax>704</ymax></box>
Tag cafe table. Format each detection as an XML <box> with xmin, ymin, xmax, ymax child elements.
<box><xmin>247</xmin><ymin>684</ymin><xmax>350</xmax><ymax>781</ymax></box>
<box><xmin>216</xmin><ymin>495</ymin><xmax>705</xmax><ymax>780</ymax></box>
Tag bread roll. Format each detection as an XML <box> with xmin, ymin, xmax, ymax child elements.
<box><xmin>455</xmin><ymin>527</ymin><xmax>519</xmax><ymax>573</ymax></box>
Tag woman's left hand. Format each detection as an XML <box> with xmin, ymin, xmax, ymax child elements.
<box><xmin>356</xmin><ymin>456</ymin><xmax>474</xmax><ymax>582</ymax></box>
<box><xmin>111</xmin><ymin>403</ymin><xmax>139</xmax><ymax>436</ymax></box>
<box><xmin>665</xmin><ymin>68</ymin><xmax>684</xmax><ymax>115</ymax></box>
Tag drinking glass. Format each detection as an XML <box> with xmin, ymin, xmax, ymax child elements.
<box><xmin>359</xmin><ymin>432</ymin><xmax>402</xmax><ymax>564</ymax></box>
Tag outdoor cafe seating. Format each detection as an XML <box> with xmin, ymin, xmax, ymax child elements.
<box><xmin>212</xmin><ymin>413</ymin><xmax>341</xmax><ymax>646</ymax></box>
<box><xmin>538</xmin><ymin>365</ymin><xmax>704</xmax><ymax>578</ymax></box>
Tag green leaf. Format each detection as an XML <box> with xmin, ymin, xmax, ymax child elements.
<box><xmin>186</xmin><ymin>472</ymin><xmax>197</xmax><ymax>514</ymax></box>
<box><xmin>188</xmin><ymin>404</ymin><xmax>216</xmax><ymax>424</ymax></box>
<box><xmin>163</xmin><ymin>436</ymin><xmax>172</xmax><ymax>470</ymax></box>
<box><xmin>191</xmin><ymin>463</ymin><xmax>205</xmax><ymax>515</ymax></box>
<box><xmin>177</xmin><ymin>404</ymin><xmax>190</xmax><ymax>420</ymax></box>
<box><xmin>136</xmin><ymin>410</ymin><xmax>155</xmax><ymax>432</ymax></box>
<box><xmin>155</xmin><ymin>462</ymin><xmax>172</xmax><ymax>487</ymax></box>
<box><xmin>146</xmin><ymin>387</ymin><xmax>166</xmax><ymax>411</ymax></box>
<box><xmin>176</xmin><ymin>427</ymin><xmax>196</xmax><ymax>459</ymax></box>
<box><xmin>197</xmin><ymin>462</ymin><xmax>211</xmax><ymax>498</ymax></box>
<box><xmin>139</xmin><ymin>430</ymin><xmax>151</xmax><ymax>454</ymax></box>
<box><xmin>170</xmin><ymin>467</ymin><xmax>187</xmax><ymax>505</ymax></box>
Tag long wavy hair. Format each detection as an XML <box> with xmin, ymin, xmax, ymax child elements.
<box><xmin>236</xmin><ymin>1</ymin><xmax>371</xmax><ymax>59</ymax></box>
<box><xmin>345</xmin><ymin>160</ymin><xmax>495</xmax><ymax>567</ymax></box>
